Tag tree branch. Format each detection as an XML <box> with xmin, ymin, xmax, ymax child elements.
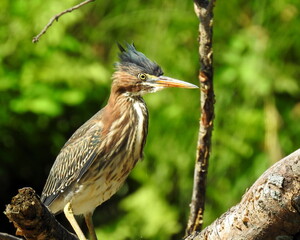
<box><xmin>3</xmin><ymin>148</ymin><xmax>300</xmax><ymax>240</ymax></box>
<box><xmin>4</xmin><ymin>187</ymin><xmax>78</xmax><ymax>240</ymax></box>
<box><xmin>186</xmin><ymin>0</ymin><xmax>216</xmax><ymax>235</ymax></box>
<box><xmin>32</xmin><ymin>0</ymin><xmax>95</xmax><ymax>43</ymax></box>
<box><xmin>185</xmin><ymin>149</ymin><xmax>300</xmax><ymax>240</ymax></box>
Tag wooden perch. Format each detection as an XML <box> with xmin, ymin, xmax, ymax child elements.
<box><xmin>2</xmin><ymin>149</ymin><xmax>300</xmax><ymax>240</ymax></box>
<box><xmin>4</xmin><ymin>187</ymin><xmax>78</xmax><ymax>240</ymax></box>
<box><xmin>185</xmin><ymin>149</ymin><xmax>300</xmax><ymax>240</ymax></box>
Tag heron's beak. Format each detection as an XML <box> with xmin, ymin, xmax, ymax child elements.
<box><xmin>151</xmin><ymin>76</ymin><xmax>198</xmax><ymax>89</ymax></box>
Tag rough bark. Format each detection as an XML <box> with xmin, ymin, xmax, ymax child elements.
<box><xmin>3</xmin><ymin>149</ymin><xmax>300</xmax><ymax>240</ymax></box>
<box><xmin>186</xmin><ymin>0</ymin><xmax>215</xmax><ymax>235</ymax></box>
<box><xmin>185</xmin><ymin>149</ymin><xmax>300</xmax><ymax>240</ymax></box>
<box><xmin>4</xmin><ymin>187</ymin><xmax>78</xmax><ymax>240</ymax></box>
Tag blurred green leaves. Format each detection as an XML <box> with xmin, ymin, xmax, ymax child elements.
<box><xmin>10</xmin><ymin>86</ymin><xmax>85</xmax><ymax>116</ymax></box>
<box><xmin>1</xmin><ymin>0</ymin><xmax>300</xmax><ymax>239</ymax></box>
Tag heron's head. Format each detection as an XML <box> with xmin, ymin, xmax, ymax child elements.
<box><xmin>112</xmin><ymin>43</ymin><xmax>198</xmax><ymax>96</ymax></box>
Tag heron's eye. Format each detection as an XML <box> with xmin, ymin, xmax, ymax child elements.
<box><xmin>138</xmin><ymin>73</ymin><xmax>147</xmax><ymax>81</ymax></box>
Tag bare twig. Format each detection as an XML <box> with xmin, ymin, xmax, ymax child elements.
<box><xmin>185</xmin><ymin>149</ymin><xmax>300</xmax><ymax>240</ymax></box>
<box><xmin>32</xmin><ymin>0</ymin><xmax>95</xmax><ymax>43</ymax></box>
<box><xmin>4</xmin><ymin>187</ymin><xmax>78</xmax><ymax>240</ymax></box>
<box><xmin>186</xmin><ymin>0</ymin><xmax>215</xmax><ymax>236</ymax></box>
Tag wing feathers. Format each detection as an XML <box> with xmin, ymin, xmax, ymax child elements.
<box><xmin>41</xmin><ymin>113</ymin><xmax>103</xmax><ymax>205</ymax></box>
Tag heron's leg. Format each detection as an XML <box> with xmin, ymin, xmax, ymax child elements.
<box><xmin>64</xmin><ymin>202</ymin><xmax>86</xmax><ymax>240</ymax></box>
<box><xmin>84</xmin><ymin>212</ymin><xmax>98</xmax><ymax>240</ymax></box>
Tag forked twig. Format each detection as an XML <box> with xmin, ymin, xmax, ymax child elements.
<box><xmin>32</xmin><ymin>0</ymin><xmax>95</xmax><ymax>43</ymax></box>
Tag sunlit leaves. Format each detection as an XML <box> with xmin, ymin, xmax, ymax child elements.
<box><xmin>1</xmin><ymin>0</ymin><xmax>300</xmax><ymax>239</ymax></box>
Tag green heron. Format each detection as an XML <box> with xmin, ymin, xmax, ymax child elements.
<box><xmin>41</xmin><ymin>44</ymin><xmax>198</xmax><ymax>240</ymax></box>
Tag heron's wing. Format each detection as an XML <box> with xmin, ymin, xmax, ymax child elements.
<box><xmin>41</xmin><ymin>111</ymin><xmax>104</xmax><ymax>206</ymax></box>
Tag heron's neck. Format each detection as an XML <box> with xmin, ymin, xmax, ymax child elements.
<box><xmin>108</xmin><ymin>87</ymin><xmax>145</xmax><ymax>107</ymax></box>
<box><xmin>103</xmin><ymin>90</ymin><xmax>148</xmax><ymax>157</ymax></box>
<box><xmin>104</xmin><ymin>90</ymin><xmax>148</xmax><ymax>126</ymax></box>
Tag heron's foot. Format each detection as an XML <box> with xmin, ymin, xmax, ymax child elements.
<box><xmin>64</xmin><ymin>202</ymin><xmax>87</xmax><ymax>240</ymax></box>
<box><xmin>85</xmin><ymin>212</ymin><xmax>98</xmax><ymax>240</ymax></box>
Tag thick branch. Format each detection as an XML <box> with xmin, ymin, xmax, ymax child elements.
<box><xmin>32</xmin><ymin>0</ymin><xmax>95</xmax><ymax>43</ymax></box>
<box><xmin>185</xmin><ymin>149</ymin><xmax>300</xmax><ymax>239</ymax></box>
<box><xmin>186</xmin><ymin>0</ymin><xmax>215</xmax><ymax>235</ymax></box>
<box><xmin>4</xmin><ymin>187</ymin><xmax>78</xmax><ymax>240</ymax></box>
<box><xmin>3</xmin><ymin>148</ymin><xmax>300</xmax><ymax>240</ymax></box>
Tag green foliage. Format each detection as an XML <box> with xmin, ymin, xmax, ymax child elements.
<box><xmin>1</xmin><ymin>0</ymin><xmax>300</xmax><ymax>239</ymax></box>
<box><xmin>98</xmin><ymin>184</ymin><xmax>180</xmax><ymax>239</ymax></box>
